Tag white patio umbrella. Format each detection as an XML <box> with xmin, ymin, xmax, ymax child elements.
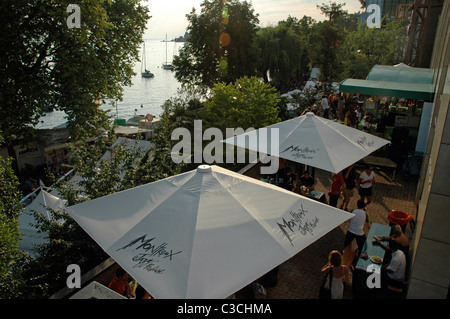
<box><xmin>67</xmin><ymin>165</ymin><xmax>352</xmax><ymax>299</ymax></box>
<box><xmin>222</xmin><ymin>112</ymin><xmax>390</xmax><ymax>173</ymax></box>
<box><xmin>19</xmin><ymin>189</ymin><xmax>67</xmax><ymax>256</ymax></box>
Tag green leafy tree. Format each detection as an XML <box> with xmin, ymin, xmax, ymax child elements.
<box><xmin>204</xmin><ymin>76</ymin><xmax>281</xmax><ymax>131</ymax></box>
<box><xmin>310</xmin><ymin>20</ymin><xmax>344</xmax><ymax>83</ymax></box>
<box><xmin>309</xmin><ymin>2</ymin><xmax>351</xmax><ymax>83</ymax></box>
<box><xmin>0</xmin><ymin>133</ymin><xmax>25</xmax><ymax>298</ymax></box>
<box><xmin>339</xmin><ymin>20</ymin><xmax>409</xmax><ymax>79</ymax></box>
<box><xmin>173</xmin><ymin>0</ymin><xmax>260</xmax><ymax>88</ymax></box>
<box><xmin>283</xmin><ymin>15</ymin><xmax>317</xmax><ymax>38</ymax></box>
<box><xmin>0</xmin><ymin>0</ymin><xmax>150</xmax><ymax>145</ymax></box>
<box><xmin>317</xmin><ymin>1</ymin><xmax>347</xmax><ymax>22</ymax></box>
<box><xmin>257</xmin><ymin>21</ymin><xmax>309</xmax><ymax>88</ymax></box>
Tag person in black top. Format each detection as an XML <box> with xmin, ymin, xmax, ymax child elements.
<box><xmin>294</xmin><ymin>171</ymin><xmax>315</xmax><ymax>195</ymax></box>
<box><xmin>341</xmin><ymin>164</ymin><xmax>357</xmax><ymax>211</ymax></box>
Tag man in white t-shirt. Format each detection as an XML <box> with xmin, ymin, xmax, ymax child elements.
<box><xmin>343</xmin><ymin>199</ymin><xmax>370</xmax><ymax>254</ymax></box>
<box><xmin>358</xmin><ymin>165</ymin><xmax>375</xmax><ymax>206</ymax></box>
<box><xmin>382</xmin><ymin>240</ymin><xmax>407</xmax><ymax>289</ymax></box>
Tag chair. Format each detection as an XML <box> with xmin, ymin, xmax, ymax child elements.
<box><xmin>387</xmin><ymin>280</ymin><xmax>407</xmax><ymax>298</ymax></box>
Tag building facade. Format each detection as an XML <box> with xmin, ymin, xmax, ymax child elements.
<box><xmin>407</xmin><ymin>0</ymin><xmax>450</xmax><ymax>298</ymax></box>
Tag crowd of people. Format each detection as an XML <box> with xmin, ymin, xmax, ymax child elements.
<box><xmin>321</xmin><ymin>223</ymin><xmax>409</xmax><ymax>299</ymax></box>
<box><xmin>299</xmin><ymin>91</ymin><xmax>392</xmax><ymax>141</ymax></box>
<box><xmin>326</xmin><ymin>165</ymin><xmax>408</xmax><ymax>299</ymax></box>
<box><xmin>313</xmin><ymin>92</ymin><xmax>364</xmax><ymax>126</ymax></box>
<box><xmin>265</xmin><ymin>158</ymin><xmax>409</xmax><ymax>300</ymax></box>
<box><xmin>270</xmin><ymin>161</ymin><xmax>376</xmax><ymax>211</ymax></box>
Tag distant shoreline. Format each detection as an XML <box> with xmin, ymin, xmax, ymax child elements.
<box><xmin>144</xmin><ymin>38</ymin><xmax>187</xmax><ymax>43</ymax></box>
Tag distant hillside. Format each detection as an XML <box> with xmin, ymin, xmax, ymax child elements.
<box><xmin>174</xmin><ymin>32</ymin><xmax>189</xmax><ymax>42</ymax></box>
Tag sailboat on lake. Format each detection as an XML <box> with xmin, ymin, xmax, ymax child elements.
<box><xmin>162</xmin><ymin>34</ymin><xmax>175</xmax><ymax>71</ymax></box>
<box><xmin>141</xmin><ymin>42</ymin><xmax>154</xmax><ymax>78</ymax></box>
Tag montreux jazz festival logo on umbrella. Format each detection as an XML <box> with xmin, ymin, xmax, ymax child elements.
<box><xmin>116</xmin><ymin>234</ymin><xmax>182</xmax><ymax>274</ymax></box>
<box><xmin>276</xmin><ymin>204</ymin><xmax>319</xmax><ymax>247</ymax></box>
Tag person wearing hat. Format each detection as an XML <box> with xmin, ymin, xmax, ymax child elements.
<box><xmin>343</xmin><ymin>199</ymin><xmax>371</xmax><ymax>255</ymax></box>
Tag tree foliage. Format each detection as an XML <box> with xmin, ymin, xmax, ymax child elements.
<box><xmin>309</xmin><ymin>2</ymin><xmax>360</xmax><ymax>83</ymax></box>
<box><xmin>339</xmin><ymin>20</ymin><xmax>409</xmax><ymax>79</ymax></box>
<box><xmin>257</xmin><ymin>21</ymin><xmax>309</xmax><ymax>88</ymax></box>
<box><xmin>173</xmin><ymin>0</ymin><xmax>259</xmax><ymax>88</ymax></box>
<box><xmin>0</xmin><ymin>133</ymin><xmax>25</xmax><ymax>298</ymax></box>
<box><xmin>317</xmin><ymin>1</ymin><xmax>347</xmax><ymax>22</ymax></box>
<box><xmin>310</xmin><ymin>20</ymin><xmax>344</xmax><ymax>83</ymax></box>
<box><xmin>0</xmin><ymin>0</ymin><xmax>150</xmax><ymax>141</ymax></box>
<box><xmin>204</xmin><ymin>76</ymin><xmax>281</xmax><ymax>131</ymax></box>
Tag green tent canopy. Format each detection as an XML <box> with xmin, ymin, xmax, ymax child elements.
<box><xmin>366</xmin><ymin>64</ymin><xmax>434</xmax><ymax>84</ymax></box>
<box><xmin>340</xmin><ymin>64</ymin><xmax>435</xmax><ymax>101</ymax></box>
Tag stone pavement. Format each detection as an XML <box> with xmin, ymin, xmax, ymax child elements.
<box><xmin>241</xmin><ymin>161</ymin><xmax>418</xmax><ymax>299</ymax></box>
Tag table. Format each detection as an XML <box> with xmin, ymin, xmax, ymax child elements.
<box><xmin>352</xmin><ymin>222</ymin><xmax>391</xmax><ymax>298</ymax></box>
<box><xmin>359</xmin><ymin>155</ymin><xmax>397</xmax><ymax>180</ymax></box>
<box><xmin>306</xmin><ymin>189</ymin><xmax>326</xmax><ymax>203</ymax></box>
<box><xmin>355</xmin><ymin>222</ymin><xmax>391</xmax><ymax>271</ymax></box>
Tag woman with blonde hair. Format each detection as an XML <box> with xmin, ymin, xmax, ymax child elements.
<box><xmin>321</xmin><ymin>250</ymin><xmax>349</xmax><ymax>299</ymax></box>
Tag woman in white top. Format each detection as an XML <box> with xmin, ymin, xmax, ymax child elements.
<box><xmin>359</xmin><ymin>165</ymin><xmax>375</xmax><ymax>206</ymax></box>
<box><xmin>321</xmin><ymin>250</ymin><xmax>348</xmax><ymax>299</ymax></box>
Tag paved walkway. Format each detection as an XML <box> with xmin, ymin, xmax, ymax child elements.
<box><xmin>240</xmin><ymin>161</ymin><xmax>418</xmax><ymax>299</ymax></box>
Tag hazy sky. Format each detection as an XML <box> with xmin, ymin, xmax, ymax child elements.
<box><xmin>143</xmin><ymin>0</ymin><xmax>363</xmax><ymax>39</ymax></box>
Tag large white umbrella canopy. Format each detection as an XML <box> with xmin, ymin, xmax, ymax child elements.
<box><xmin>67</xmin><ymin>165</ymin><xmax>352</xmax><ymax>299</ymax></box>
<box><xmin>222</xmin><ymin>112</ymin><xmax>390</xmax><ymax>173</ymax></box>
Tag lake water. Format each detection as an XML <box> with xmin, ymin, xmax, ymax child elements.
<box><xmin>35</xmin><ymin>38</ymin><xmax>184</xmax><ymax>129</ymax></box>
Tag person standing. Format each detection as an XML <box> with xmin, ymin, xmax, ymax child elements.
<box><xmin>328</xmin><ymin>171</ymin><xmax>346</xmax><ymax>207</ymax></box>
<box><xmin>343</xmin><ymin>199</ymin><xmax>371</xmax><ymax>255</ymax></box>
<box><xmin>341</xmin><ymin>164</ymin><xmax>357</xmax><ymax>211</ymax></box>
<box><xmin>321</xmin><ymin>95</ymin><xmax>330</xmax><ymax>119</ymax></box>
<box><xmin>362</xmin><ymin>116</ymin><xmax>372</xmax><ymax>132</ymax></box>
<box><xmin>108</xmin><ymin>267</ymin><xmax>131</xmax><ymax>297</ymax></box>
<box><xmin>328</xmin><ymin>92</ymin><xmax>335</xmax><ymax>119</ymax></box>
<box><xmin>321</xmin><ymin>250</ymin><xmax>349</xmax><ymax>299</ymax></box>
<box><xmin>359</xmin><ymin>165</ymin><xmax>375</xmax><ymax>206</ymax></box>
